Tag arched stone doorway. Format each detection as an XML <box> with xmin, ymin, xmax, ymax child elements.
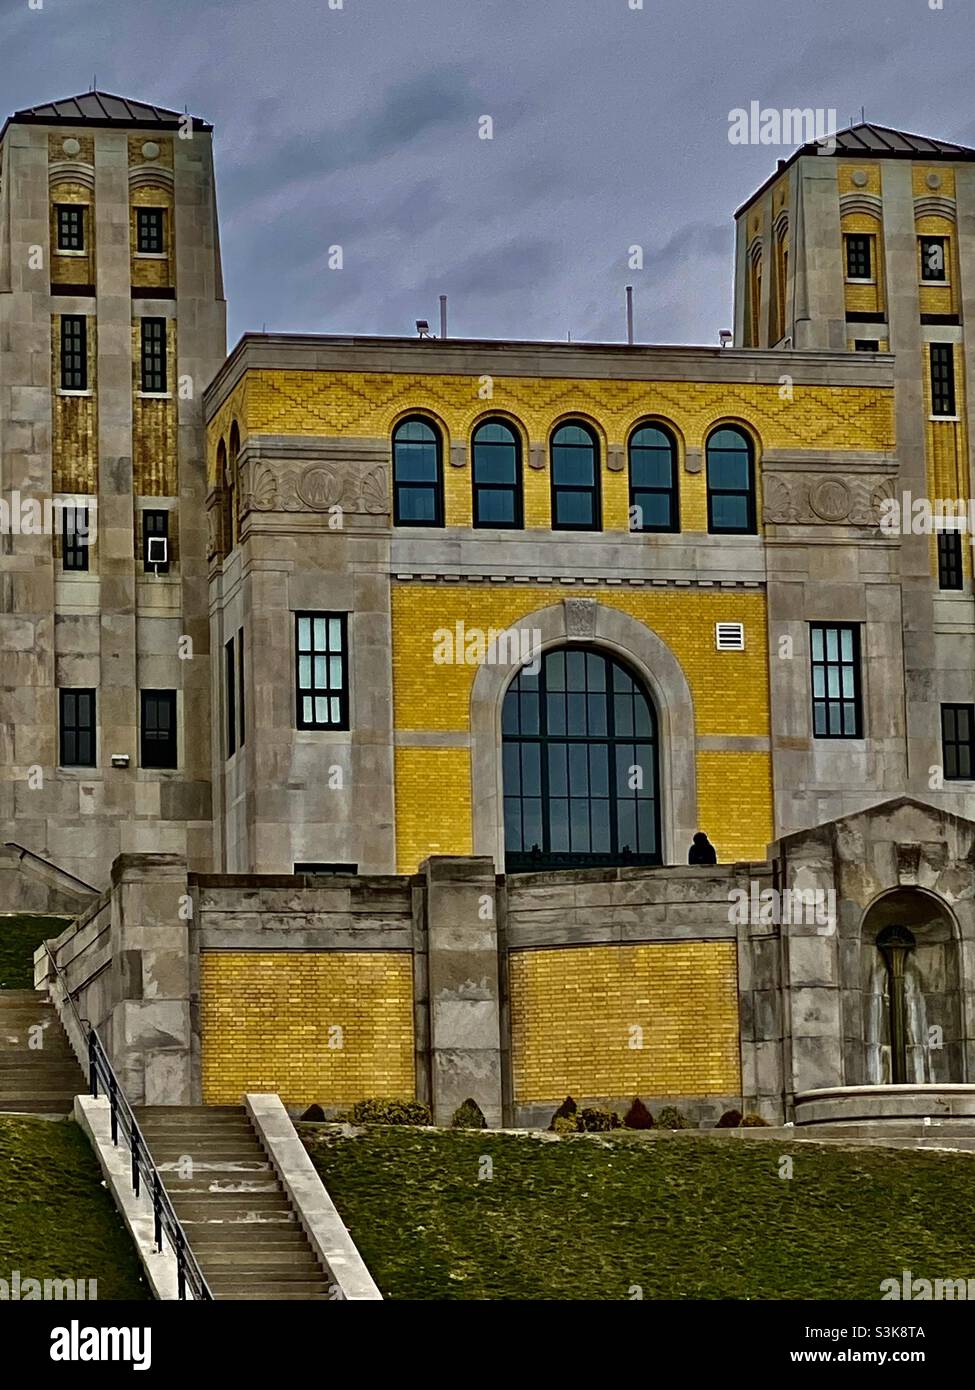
<box><xmin>860</xmin><ymin>889</ymin><xmax>964</xmax><ymax>1085</ymax></box>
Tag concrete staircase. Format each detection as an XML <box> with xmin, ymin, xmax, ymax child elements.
<box><xmin>0</xmin><ymin>989</ymin><xmax>86</xmax><ymax>1115</ymax></box>
<box><xmin>136</xmin><ymin>1106</ymin><xmax>334</xmax><ymax>1300</ymax></box>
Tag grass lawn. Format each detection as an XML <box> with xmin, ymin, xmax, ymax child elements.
<box><xmin>0</xmin><ymin>1116</ymin><xmax>149</xmax><ymax>1300</ymax></box>
<box><xmin>301</xmin><ymin>1124</ymin><xmax>975</xmax><ymax>1300</ymax></box>
<box><xmin>0</xmin><ymin>915</ymin><xmax>71</xmax><ymax>990</ymax></box>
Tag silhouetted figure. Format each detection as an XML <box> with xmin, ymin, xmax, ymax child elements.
<box><xmin>688</xmin><ymin>831</ymin><xmax>717</xmax><ymax>865</ymax></box>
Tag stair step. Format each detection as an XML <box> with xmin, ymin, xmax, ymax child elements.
<box><xmin>201</xmin><ymin>1266</ymin><xmax>325</xmax><ymax>1284</ymax></box>
<box><xmin>208</xmin><ymin>1281</ymin><xmax>331</xmax><ymax>1298</ymax></box>
<box><xmin>197</xmin><ymin>1252</ymin><xmax>323</xmax><ymax>1269</ymax></box>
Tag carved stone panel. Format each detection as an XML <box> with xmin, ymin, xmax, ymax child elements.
<box><xmin>563</xmin><ymin>597</ymin><xmax>597</xmax><ymax>639</ymax></box>
<box><xmin>762</xmin><ymin>473</ymin><xmax>896</xmax><ymax>527</ymax></box>
<box><xmin>245</xmin><ymin>460</ymin><xmax>389</xmax><ymax>517</ymax></box>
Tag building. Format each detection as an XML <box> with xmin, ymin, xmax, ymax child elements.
<box><xmin>5</xmin><ymin>98</ymin><xmax>975</xmax><ymax>1125</ymax></box>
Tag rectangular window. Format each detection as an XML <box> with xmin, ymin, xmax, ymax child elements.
<box><xmin>56</xmin><ymin>204</ymin><xmax>85</xmax><ymax>252</ymax></box>
<box><xmin>845</xmin><ymin>234</ymin><xmax>872</xmax><ymax>280</ymax></box>
<box><xmin>60</xmin><ymin>315</ymin><xmax>87</xmax><ymax>391</ymax></box>
<box><xmin>810</xmin><ymin>624</ymin><xmax>862</xmax><ymax>738</ymax></box>
<box><xmin>920</xmin><ymin>236</ymin><xmax>947</xmax><ymax>282</ymax></box>
<box><xmin>140</xmin><ymin>318</ymin><xmax>167</xmax><ymax>393</ymax></box>
<box><xmin>295</xmin><ymin>612</ymin><xmax>349</xmax><ymax>730</ymax></box>
<box><xmin>225</xmin><ymin>636</ymin><xmax>236</xmax><ymax>758</ymax></box>
<box><xmin>136</xmin><ymin>207</ymin><xmax>165</xmax><ymax>255</ymax></box>
<box><xmin>59</xmin><ymin>688</ymin><xmax>96</xmax><ymax>768</ymax></box>
<box><xmin>62</xmin><ymin>504</ymin><xmax>89</xmax><ymax>572</ymax></box>
<box><xmin>237</xmin><ymin>627</ymin><xmax>245</xmax><ymax>747</ymax></box>
<box><xmin>140</xmin><ymin>690</ymin><xmax>177</xmax><ymax>769</ymax></box>
<box><xmin>930</xmin><ymin>343</ymin><xmax>956</xmax><ymax>417</ymax></box>
<box><xmin>937</xmin><ymin>529</ymin><xmax>963</xmax><ymax>590</ymax></box>
<box><xmin>142</xmin><ymin>509</ymin><xmax>170</xmax><ymax>573</ymax></box>
<box><xmin>854</xmin><ymin>339</ymin><xmax>879</xmax><ymax>352</ymax></box>
<box><xmin>942</xmin><ymin>704</ymin><xmax>974</xmax><ymax>780</ymax></box>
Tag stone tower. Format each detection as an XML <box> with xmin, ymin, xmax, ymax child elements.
<box><xmin>0</xmin><ymin>92</ymin><xmax>225</xmax><ymax>906</ymax></box>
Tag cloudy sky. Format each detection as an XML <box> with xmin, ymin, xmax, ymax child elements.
<box><xmin>1</xmin><ymin>0</ymin><xmax>972</xmax><ymax>348</ymax></box>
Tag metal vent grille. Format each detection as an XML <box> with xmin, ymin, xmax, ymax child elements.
<box><xmin>715</xmin><ymin>622</ymin><xmax>745</xmax><ymax>651</ymax></box>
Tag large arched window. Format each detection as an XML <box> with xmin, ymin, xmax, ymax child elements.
<box><xmin>628</xmin><ymin>424</ymin><xmax>679</xmax><ymax>532</ymax></box>
<box><xmin>392</xmin><ymin>417</ymin><xmax>444</xmax><ymax>525</ymax></box>
<box><xmin>502</xmin><ymin>646</ymin><xmax>660</xmax><ymax>871</ymax></box>
<box><xmin>472</xmin><ymin>419</ymin><xmax>522</xmax><ymax>528</ymax></box>
<box><xmin>550</xmin><ymin>422</ymin><xmax>600</xmax><ymax>530</ymax></box>
<box><xmin>228</xmin><ymin>422</ymin><xmax>241</xmax><ymax>547</ymax></box>
<box><xmin>706</xmin><ymin>426</ymin><xmax>756</xmax><ymax>534</ymax></box>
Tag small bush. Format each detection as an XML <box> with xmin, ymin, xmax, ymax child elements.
<box><xmin>552</xmin><ymin>1115</ymin><xmax>579</xmax><ymax>1136</ymax></box>
<box><xmin>347</xmin><ymin>1098</ymin><xmax>432</xmax><ymax>1126</ymax></box>
<box><xmin>578</xmin><ymin>1107</ymin><xmax>620</xmax><ymax>1132</ymax></box>
<box><xmin>741</xmin><ymin>1112</ymin><xmax>770</xmax><ymax>1127</ymax></box>
<box><xmin>716</xmin><ymin>1109</ymin><xmax>743</xmax><ymax>1129</ymax></box>
<box><xmin>655</xmin><ymin>1106</ymin><xmax>692</xmax><ymax>1131</ymax></box>
<box><xmin>300</xmin><ymin>1103</ymin><xmax>327</xmax><ymax>1123</ymax></box>
<box><xmin>550</xmin><ymin>1095</ymin><xmax>577</xmax><ymax>1126</ymax></box>
<box><xmin>451</xmin><ymin>1098</ymin><xmax>487</xmax><ymax>1129</ymax></box>
<box><xmin>623</xmin><ymin>1098</ymin><xmax>654</xmax><ymax>1130</ymax></box>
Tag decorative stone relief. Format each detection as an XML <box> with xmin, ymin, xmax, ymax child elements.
<box><xmin>529</xmin><ymin>444</ymin><xmax>546</xmax><ymax>471</ymax></box>
<box><xmin>927</xmin><ymin>171</ymin><xmax>942</xmax><ymax>190</ymax></box>
<box><xmin>248</xmin><ymin>461</ymin><xmax>389</xmax><ymax>515</ymax></box>
<box><xmin>141</xmin><ymin>141</ymin><xmax>160</xmax><ymax>160</ymax></box>
<box><xmin>851</xmin><ymin>169</ymin><xmax>868</xmax><ymax>187</ymax></box>
<box><xmin>896</xmin><ymin>843</ymin><xmax>921</xmax><ymax>885</ymax></box>
<box><xmin>683</xmin><ymin>448</ymin><xmax>703</xmax><ymax>475</ymax></box>
<box><xmin>563</xmin><ymin>597</ymin><xmax>597</xmax><ymax>639</ymax></box>
<box><xmin>62</xmin><ymin>137</ymin><xmax>81</xmax><ymax>157</ymax></box>
<box><xmin>607</xmin><ymin>445</ymin><xmax>625</xmax><ymax>472</ymax></box>
<box><xmin>450</xmin><ymin>442</ymin><xmax>467</xmax><ymax>469</ymax></box>
<box><xmin>762</xmin><ymin>473</ymin><xmax>896</xmax><ymax>527</ymax></box>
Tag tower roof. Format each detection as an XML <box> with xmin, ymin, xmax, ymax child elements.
<box><xmin>3</xmin><ymin>90</ymin><xmax>211</xmax><ymax>138</ymax></box>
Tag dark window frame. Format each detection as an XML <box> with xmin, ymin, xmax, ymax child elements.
<box><xmin>854</xmin><ymin>339</ymin><xmax>880</xmax><ymax>352</ymax></box>
<box><xmin>142</xmin><ymin>509</ymin><xmax>170</xmax><ymax>573</ymax></box>
<box><xmin>56</xmin><ymin>204</ymin><xmax>85</xmax><ymax>252</ymax></box>
<box><xmin>930</xmin><ymin>342</ymin><xmax>956</xmax><ymax>417</ymax></box>
<box><xmin>62</xmin><ymin>503</ymin><xmax>90</xmax><ymax>572</ymax></box>
<box><xmin>471</xmin><ymin>419</ymin><xmax>524</xmax><ymax>529</ymax></box>
<box><xmin>140</xmin><ymin>317</ymin><xmax>168</xmax><ymax>394</ymax></box>
<box><xmin>225</xmin><ymin>636</ymin><xmax>236</xmax><ymax>759</ymax></box>
<box><xmin>295</xmin><ymin>611</ymin><xmax>350</xmax><ymax>731</ymax></box>
<box><xmin>237</xmin><ymin>626</ymin><xmax>245</xmax><ymax>747</ymax></box>
<box><xmin>937</xmin><ymin>528</ymin><xmax>963</xmax><ymax>590</ymax></box>
<box><xmin>810</xmin><ymin>623</ymin><xmax>863</xmax><ymax>739</ymax></box>
<box><xmin>392</xmin><ymin>416</ymin><xmax>445</xmax><ymax>527</ymax></box>
<box><xmin>136</xmin><ymin>207</ymin><xmax>166</xmax><ymax>255</ymax></box>
<box><xmin>920</xmin><ymin>235</ymin><xmax>948</xmax><ymax>283</ymax></box>
<box><xmin>59</xmin><ymin>688</ymin><xmax>96</xmax><ymax>768</ymax></box>
<box><xmin>550</xmin><ymin>421</ymin><xmax>602</xmax><ymax>532</ymax></box>
<box><xmin>942</xmin><ymin>703</ymin><xmax>975</xmax><ymax>780</ymax></box>
<box><xmin>845</xmin><ymin>233</ymin><xmax>872</xmax><ymax>281</ymax></box>
<box><xmin>140</xmin><ymin>689</ymin><xmax>177</xmax><ymax>770</ymax></box>
<box><xmin>60</xmin><ymin>314</ymin><xmax>88</xmax><ymax>391</ymax></box>
<box><xmin>628</xmin><ymin>422</ymin><xmax>679</xmax><ymax>533</ymax></box>
<box><xmin>706</xmin><ymin>426</ymin><xmax>756</xmax><ymax>535</ymax></box>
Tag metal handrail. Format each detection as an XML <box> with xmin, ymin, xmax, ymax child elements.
<box><xmin>44</xmin><ymin>945</ymin><xmax>213</xmax><ymax>1302</ymax></box>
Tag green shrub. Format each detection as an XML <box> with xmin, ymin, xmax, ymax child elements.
<box><xmin>578</xmin><ymin>1107</ymin><xmax>620</xmax><ymax>1132</ymax></box>
<box><xmin>451</xmin><ymin>1098</ymin><xmax>487</xmax><ymax>1129</ymax></box>
<box><xmin>741</xmin><ymin>1112</ymin><xmax>770</xmax><ymax>1127</ymax></box>
<box><xmin>655</xmin><ymin>1106</ymin><xmax>692</xmax><ymax>1131</ymax></box>
<box><xmin>716</xmin><ymin>1108</ymin><xmax>743</xmax><ymax>1129</ymax></box>
<box><xmin>552</xmin><ymin>1114</ymin><xmax>579</xmax><ymax>1136</ymax></box>
<box><xmin>347</xmin><ymin>1098</ymin><xmax>432</xmax><ymax>1126</ymax></box>
<box><xmin>623</xmin><ymin>1098</ymin><xmax>654</xmax><ymax>1130</ymax></box>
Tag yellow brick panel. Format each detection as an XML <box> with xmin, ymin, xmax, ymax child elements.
<box><xmin>924</xmin><ymin>342</ymin><xmax>970</xmax><ymax>579</ymax></box>
<box><xmin>52</xmin><ymin>315</ymin><xmax>97</xmax><ymax>494</ymax></box>
<box><xmin>394</xmin><ymin>745</ymin><xmax>472</xmax><ymax>873</ymax></box>
<box><xmin>841</xmin><ymin>213</ymin><xmax>884</xmax><ymax>317</ymax></box>
<box><xmin>839</xmin><ymin>164</ymin><xmax>881</xmax><ymax>195</ymax></box>
<box><xmin>200</xmin><ymin>951</ymin><xmax>415</xmax><ymax>1107</ymax></box>
<box><xmin>697</xmin><ymin>751</ymin><xmax>774</xmax><ymax>861</ymax></box>
<box><xmin>130</xmin><ymin>184</ymin><xmax>174</xmax><ymax>290</ymax></box>
<box><xmin>509</xmin><ymin>942</ymin><xmax>741</xmax><ymax>1102</ymax></box>
<box><xmin>912</xmin><ymin>164</ymin><xmax>955</xmax><ymax>199</ymax></box>
<box><xmin>49</xmin><ymin>181</ymin><xmax>94</xmax><ymax>286</ymax></box>
<box><xmin>916</xmin><ymin>214</ymin><xmax>956</xmax><ymax>318</ymax></box>
<box><xmin>132</xmin><ymin>318</ymin><xmax>178</xmax><ymax>495</ymax></box>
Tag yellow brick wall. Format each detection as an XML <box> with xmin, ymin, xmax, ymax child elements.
<box><xmin>391</xmin><ymin>584</ymin><xmax>774</xmax><ymax>870</ymax></box>
<box><xmin>839</xmin><ymin>164</ymin><xmax>881</xmax><ymax>196</ymax></box>
<box><xmin>130</xmin><ymin>183</ymin><xmax>175</xmax><ymax>291</ymax></box>
<box><xmin>509</xmin><ymin>941</ymin><xmax>741</xmax><ymax>1102</ymax></box>
<box><xmin>916</xmin><ymin>213</ymin><xmax>957</xmax><ymax>318</ymax></box>
<box><xmin>841</xmin><ymin>212</ymin><xmax>884</xmax><ymax>317</ymax></box>
<box><xmin>132</xmin><ymin>318</ymin><xmax>178</xmax><ymax>495</ymax></box>
<box><xmin>52</xmin><ymin>314</ymin><xmax>97</xmax><ymax>494</ymax></box>
<box><xmin>49</xmin><ymin>180</ymin><xmax>94</xmax><ymax>286</ymax></box>
<box><xmin>924</xmin><ymin>341</ymin><xmax>970</xmax><ymax>579</ymax></box>
<box><xmin>200</xmin><ymin>951</ymin><xmax>416</xmax><ymax>1107</ymax></box>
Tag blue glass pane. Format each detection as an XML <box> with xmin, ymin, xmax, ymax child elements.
<box><xmin>552</xmin><ymin>424</ymin><xmax>593</xmax><ymax>448</ymax></box>
<box><xmin>630</xmin><ymin>450</ymin><xmax>673</xmax><ymax>488</ymax></box>
<box><xmin>474</xmin><ymin>445</ymin><xmax>517</xmax><ymax>484</ymax></box>
<box><xmin>551</xmin><ymin>449</ymin><xmax>595</xmax><ymax>486</ymax></box>
<box><xmin>711</xmin><ymin>494</ymin><xmax>748</xmax><ymax>530</ymax></box>
<box><xmin>708</xmin><ymin>452</ymin><xmax>750</xmax><ymax>490</ymax></box>
<box><xmin>397</xmin><ymin>486</ymin><xmax>437</xmax><ymax>521</ymax></box>
<box><xmin>396</xmin><ymin>419</ymin><xmax>437</xmax><ymax>443</ymax></box>
<box><xmin>709</xmin><ymin>428</ymin><xmax>749</xmax><ymax>452</ymax></box>
<box><xmin>477</xmin><ymin>489</ymin><xmax>516</xmax><ymax>524</ymax></box>
<box><xmin>632</xmin><ymin>490</ymin><xmax>673</xmax><ymax>529</ymax></box>
<box><xmin>394</xmin><ymin>441</ymin><xmax>438</xmax><ymax>482</ymax></box>
<box><xmin>554</xmin><ymin>490</ymin><xmax>595</xmax><ymax>527</ymax></box>
<box><xmin>475</xmin><ymin>421</ymin><xmax>516</xmax><ymax>446</ymax></box>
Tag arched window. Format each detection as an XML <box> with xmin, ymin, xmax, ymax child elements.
<box><xmin>628</xmin><ymin>424</ymin><xmax>679</xmax><ymax>532</ymax></box>
<box><xmin>472</xmin><ymin>419</ymin><xmax>522</xmax><ymax>528</ymax></box>
<box><xmin>216</xmin><ymin>438</ymin><xmax>230</xmax><ymax>554</ymax></box>
<box><xmin>228</xmin><ymin>422</ymin><xmax>241</xmax><ymax>547</ymax></box>
<box><xmin>706</xmin><ymin>426</ymin><xmax>756</xmax><ymax>534</ymax></box>
<box><xmin>550</xmin><ymin>422</ymin><xmax>600</xmax><ymax>530</ymax></box>
<box><xmin>502</xmin><ymin>646</ymin><xmax>660</xmax><ymax>871</ymax></box>
<box><xmin>392</xmin><ymin>417</ymin><xmax>444</xmax><ymax>526</ymax></box>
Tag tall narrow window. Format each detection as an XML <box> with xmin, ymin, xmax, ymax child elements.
<box><xmin>141</xmin><ymin>318</ymin><xmax>167</xmax><ymax>394</ymax></box>
<box><xmin>296</xmin><ymin>613</ymin><xmax>349</xmax><ymax>730</ymax></box>
<box><xmin>140</xmin><ymin>690</ymin><xmax>177</xmax><ymax>769</ymax></box>
<box><xmin>550</xmin><ymin>422</ymin><xmax>600</xmax><ymax>530</ymax></box>
<box><xmin>920</xmin><ymin>236</ymin><xmax>947</xmax><ymax>283</ymax></box>
<box><xmin>62</xmin><ymin>504</ymin><xmax>89</xmax><ymax>572</ymax></box>
<box><xmin>845</xmin><ymin>234</ymin><xmax>872</xmax><ymax>280</ymax></box>
<box><xmin>136</xmin><ymin>208</ymin><xmax>165</xmax><ymax>255</ymax></box>
<box><xmin>810</xmin><ymin>624</ymin><xmax>862</xmax><ymax>738</ymax></box>
<box><xmin>930</xmin><ymin>343</ymin><xmax>956</xmax><ymax>417</ymax></box>
<box><xmin>142</xmin><ymin>509</ymin><xmax>170</xmax><ymax>573</ymax></box>
<box><xmin>59</xmin><ymin>689</ymin><xmax>96</xmax><ymax>768</ymax></box>
<box><xmin>706</xmin><ymin>427</ymin><xmax>756</xmax><ymax>534</ymax></box>
<box><xmin>942</xmin><ymin>704</ymin><xmax>974</xmax><ymax>780</ymax></box>
<box><xmin>56</xmin><ymin>205</ymin><xmax>85</xmax><ymax>252</ymax></box>
<box><xmin>938</xmin><ymin>529</ymin><xmax>963</xmax><ymax>590</ymax></box>
<box><xmin>60</xmin><ymin>315</ymin><xmax>87</xmax><ymax>391</ymax></box>
<box><xmin>392</xmin><ymin>418</ymin><xmax>443</xmax><ymax>525</ymax></box>
<box><xmin>237</xmin><ymin>627</ymin><xmax>245</xmax><ymax>747</ymax></box>
<box><xmin>472</xmin><ymin>420</ymin><xmax>522</xmax><ymax>528</ymax></box>
<box><xmin>225</xmin><ymin>636</ymin><xmax>236</xmax><ymax>758</ymax></box>
<box><xmin>628</xmin><ymin>424</ymin><xmax>678</xmax><ymax>532</ymax></box>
